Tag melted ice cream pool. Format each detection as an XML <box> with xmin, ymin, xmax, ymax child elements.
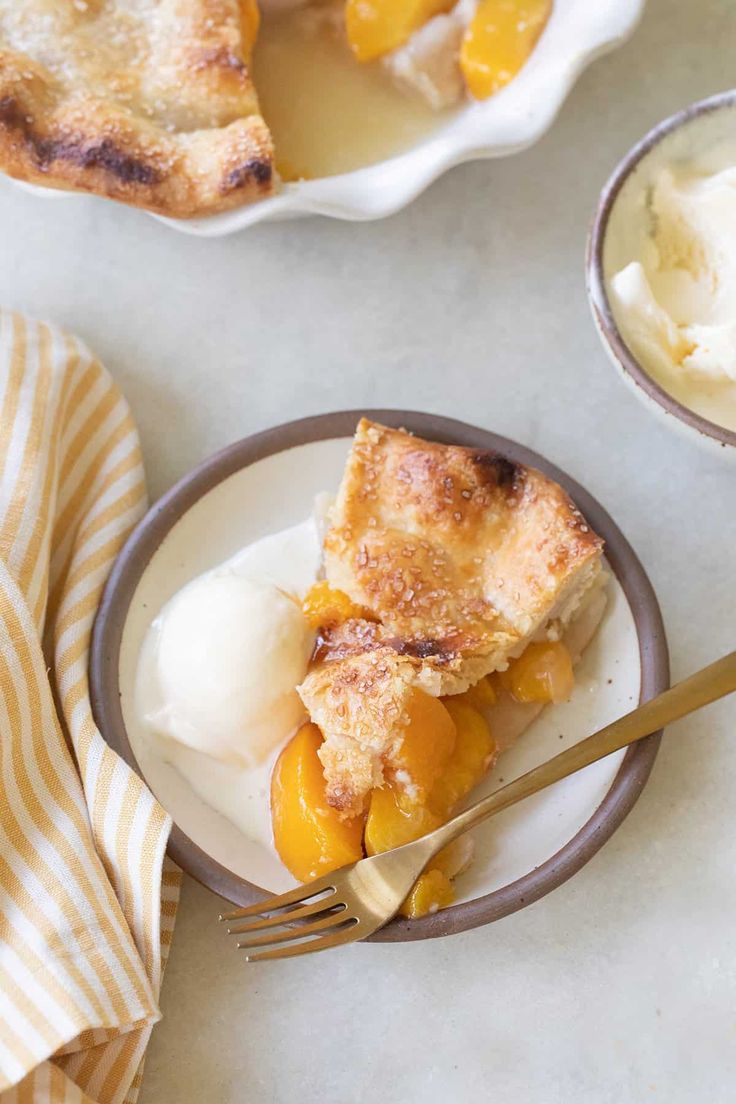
<box><xmin>135</xmin><ymin>517</ymin><xmax>321</xmax><ymax>850</ymax></box>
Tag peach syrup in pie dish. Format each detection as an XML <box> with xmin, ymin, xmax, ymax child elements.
<box><xmin>253</xmin><ymin>0</ymin><xmax>553</xmax><ymax>181</ymax></box>
<box><xmin>252</xmin><ymin>5</ymin><xmax>453</xmax><ymax>181</ymax></box>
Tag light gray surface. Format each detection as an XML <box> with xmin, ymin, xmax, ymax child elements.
<box><xmin>1</xmin><ymin>1</ymin><xmax>735</xmax><ymax>1101</ymax></box>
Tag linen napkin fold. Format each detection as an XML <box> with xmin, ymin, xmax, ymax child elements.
<box><xmin>0</xmin><ymin>310</ymin><xmax>179</xmax><ymax>1104</ymax></box>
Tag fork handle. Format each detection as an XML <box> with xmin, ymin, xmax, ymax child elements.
<box><xmin>430</xmin><ymin>649</ymin><xmax>736</xmax><ymax>852</ymax></box>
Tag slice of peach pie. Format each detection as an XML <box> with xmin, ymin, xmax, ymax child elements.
<box><xmin>271</xmin><ymin>419</ymin><xmax>607</xmax><ymax>917</ymax></box>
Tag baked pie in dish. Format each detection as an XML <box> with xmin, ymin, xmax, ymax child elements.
<box><xmin>0</xmin><ymin>0</ymin><xmax>551</xmax><ymax>215</ymax></box>
<box><xmin>137</xmin><ymin>418</ymin><xmax>607</xmax><ymax>918</ymax></box>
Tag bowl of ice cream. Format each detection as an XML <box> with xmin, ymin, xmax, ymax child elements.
<box><xmin>587</xmin><ymin>89</ymin><xmax>736</xmax><ymax>457</ymax></box>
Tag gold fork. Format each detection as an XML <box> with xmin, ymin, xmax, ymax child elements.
<box><xmin>221</xmin><ymin>649</ymin><xmax>736</xmax><ymax>961</ymax></box>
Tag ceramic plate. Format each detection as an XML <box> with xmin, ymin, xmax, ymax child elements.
<box><xmin>90</xmin><ymin>410</ymin><xmax>668</xmax><ymax>941</ymax></box>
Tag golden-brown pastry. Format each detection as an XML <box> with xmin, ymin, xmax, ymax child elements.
<box><xmin>323</xmin><ymin>418</ymin><xmax>603</xmax><ymax>695</ymax></box>
<box><xmin>299</xmin><ymin>419</ymin><xmax>605</xmax><ymax>817</ymax></box>
<box><xmin>0</xmin><ymin>0</ymin><xmax>274</xmax><ymax>217</ymax></box>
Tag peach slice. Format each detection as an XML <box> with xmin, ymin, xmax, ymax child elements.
<box><xmin>430</xmin><ymin>698</ymin><xmax>496</xmax><ymax>815</ymax></box>
<box><xmin>302</xmin><ymin>580</ymin><xmax>374</xmax><ymax>630</ymax></box>
<box><xmin>457</xmin><ymin>675</ymin><xmax>497</xmax><ymax>711</ymax></box>
<box><xmin>271</xmin><ymin>648</ymin><xmax>569</xmax><ymax>914</ymax></box>
<box><xmin>499</xmin><ymin>640</ymin><xmax>574</xmax><ymax>704</ymax></box>
<box><xmin>365</xmin><ymin>782</ymin><xmax>442</xmax><ymax>856</ymax></box>
<box><xmin>345</xmin><ymin>0</ymin><xmax>456</xmax><ymax>63</ymax></box>
<box><xmin>390</xmin><ymin>688</ymin><xmax>457</xmax><ymax>805</ymax></box>
<box><xmin>401</xmin><ymin>868</ymin><xmax>455</xmax><ymax>918</ymax></box>
<box><xmin>271</xmin><ymin>723</ymin><xmax>364</xmax><ymax>882</ymax></box>
<box><xmin>460</xmin><ymin>0</ymin><xmax>552</xmax><ymax>100</ymax></box>
<box><xmin>240</xmin><ymin>0</ymin><xmax>261</xmax><ymax>55</ymax></box>
<box><xmin>365</xmin><ymin>783</ymin><xmax>452</xmax><ymax>919</ymax></box>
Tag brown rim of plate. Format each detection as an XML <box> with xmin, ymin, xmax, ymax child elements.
<box><xmin>90</xmin><ymin>409</ymin><xmax>669</xmax><ymax>943</ymax></box>
<box><xmin>586</xmin><ymin>88</ymin><xmax>736</xmax><ymax>452</ymax></box>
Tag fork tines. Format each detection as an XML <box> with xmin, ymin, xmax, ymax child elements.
<box><xmin>219</xmin><ymin>877</ymin><xmax>360</xmax><ymax>961</ymax></box>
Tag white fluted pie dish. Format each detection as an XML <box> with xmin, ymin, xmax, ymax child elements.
<box><xmin>9</xmin><ymin>0</ymin><xmax>644</xmax><ymax>237</ymax></box>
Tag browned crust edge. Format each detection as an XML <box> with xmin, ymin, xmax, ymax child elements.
<box><xmin>0</xmin><ymin>65</ymin><xmax>275</xmax><ymax>218</ymax></box>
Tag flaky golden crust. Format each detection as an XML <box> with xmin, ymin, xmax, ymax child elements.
<box><xmin>323</xmin><ymin>419</ymin><xmax>604</xmax><ymax>692</ymax></box>
<box><xmin>0</xmin><ymin>1</ymin><xmax>274</xmax><ymax>217</ymax></box>
<box><xmin>301</xmin><ymin>420</ymin><xmax>606</xmax><ymax>816</ymax></box>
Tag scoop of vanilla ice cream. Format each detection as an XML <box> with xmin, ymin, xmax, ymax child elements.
<box><xmin>609</xmin><ymin>261</ymin><xmax>692</xmax><ymax>379</ymax></box>
<box><xmin>610</xmin><ymin>163</ymin><xmax>736</xmax><ymax>385</ymax></box>
<box><xmin>145</xmin><ymin>574</ymin><xmax>314</xmax><ymax>768</ymax></box>
<box><xmin>647</xmin><ymin>166</ymin><xmax>736</xmax><ymax>326</ymax></box>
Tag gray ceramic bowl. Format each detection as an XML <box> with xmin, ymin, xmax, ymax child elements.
<box><xmin>587</xmin><ymin>90</ymin><xmax>736</xmax><ymax>457</ymax></box>
<box><xmin>90</xmin><ymin>410</ymin><xmax>669</xmax><ymax>941</ymax></box>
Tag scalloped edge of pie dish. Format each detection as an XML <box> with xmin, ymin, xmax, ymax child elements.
<box><xmin>90</xmin><ymin>409</ymin><xmax>669</xmax><ymax>942</ymax></box>
<box><xmin>8</xmin><ymin>0</ymin><xmax>645</xmax><ymax>236</ymax></box>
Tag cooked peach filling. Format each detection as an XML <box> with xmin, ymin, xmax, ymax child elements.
<box><xmin>403</xmin><ymin>867</ymin><xmax>456</xmax><ymax>917</ymax></box>
<box><xmin>345</xmin><ymin>0</ymin><xmax>552</xmax><ymax>100</ymax></box>
<box><xmin>460</xmin><ymin>0</ymin><xmax>552</xmax><ymax>100</ymax></box>
<box><xmin>391</xmin><ymin>687</ymin><xmax>457</xmax><ymax>802</ymax></box>
<box><xmin>458</xmin><ymin>673</ymin><xmax>498</xmax><ymax>711</ymax></box>
<box><xmin>271</xmin><ymin>640</ymin><xmax>573</xmax><ymax>917</ymax></box>
<box><xmin>365</xmin><ymin>783</ymin><xmax>442</xmax><ymax>854</ymax></box>
<box><xmin>365</xmin><ymin>697</ymin><xmax>495</xmax><ymax>917</ymax></box>
<box><xmin>345</xmin><ymin>0</ymin><xmax>456</xmax><ymax>62</ymax></box>
<box><xmin>302</xmin><ymin>581</ymin><xmax>375</xmax><ymax>629</ymax></box>
<box><xmin>498</xmin><ymin>640</ymin><xmax>574</xmax><ymax>704</ymax></box>
<box><xmin>241</xmin><ymin>0</ymin><xmax>261</xmax><ymax>55</ymax></box>
<box><xmin>429</xmin><ymin>698</ymin><xmax>496</xmax><ymax>815</ymax></box>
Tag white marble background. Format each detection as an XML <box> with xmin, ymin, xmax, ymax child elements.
<box><xmin>1</xmin><ymin>1</ymin><xmax>735</xmax><ymax>1100</ymax></box>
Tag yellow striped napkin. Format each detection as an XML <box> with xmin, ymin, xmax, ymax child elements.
<box><xmin>0</xmin><ymin>311</ymin><xmax>179</xmax><ymax>1104</ymax></box>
